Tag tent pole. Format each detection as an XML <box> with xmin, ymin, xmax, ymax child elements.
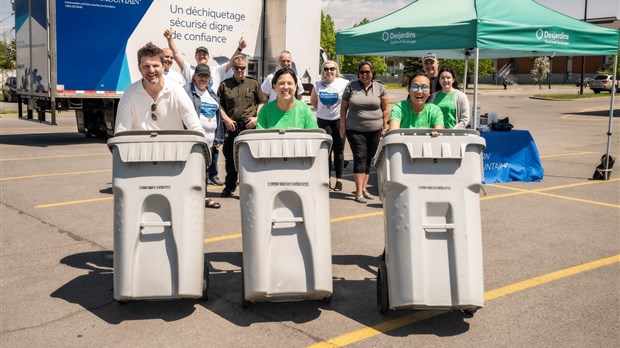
<box><xmin>472</xmin><ymin>48</ymin><xmax>480</xmax><ymax>129</ymax></box>
<box><xmin>463</xmin><ymin>57</ymin><xmax>468</xmax><ymax>93</ymax></box>
<box><xmin>603</xmin><ymin>54</ymin><xmax>617</xmax><ymax>180</ymax></box>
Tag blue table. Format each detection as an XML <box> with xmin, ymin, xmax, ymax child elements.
<box><xmin>480</xmin><ymin>130</ymin><xmax>544</xmax><ymax>183</ymax></box>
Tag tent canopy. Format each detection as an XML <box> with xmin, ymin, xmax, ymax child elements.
<box><xmin>335</xmin><ymin>0</ymin><xmax>619</xmax><ymax>59</ymax></box>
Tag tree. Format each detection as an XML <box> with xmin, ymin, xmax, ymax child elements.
<box><xmin>339</xmin><ymin>18</ymin><xmax>386</xmax><ymax>76</ymax></box>
<box><xmin>320</xmin><ymin>12</ymin><xmax>336</xmax><ymax>60</ymax></box>
<box><xmin>530</xmin><ymin>56</ymin><xmax>550</xmax><ymax>89</ymax></box>
<box><xmin>0</xmin><ymin>39</ymin><xmax>16</xmax><ymax>70</ymax></box>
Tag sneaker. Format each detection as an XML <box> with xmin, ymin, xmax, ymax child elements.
<box><xmin>363</xmin><ymin>191</ymin><xmax>374</xmax><ymax>200</ymax></box>
<box><xmin>221</xmin><ymin>188</ymin><xmax>234</xmax><ymax>198</ymax></box>
<box><xmin>210</xmin><ymin>176</ymin><xmax>224</xmax><ymax>186</ymax></box>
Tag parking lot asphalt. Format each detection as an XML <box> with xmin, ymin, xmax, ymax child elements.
<box><xmin>1</xmin><ymin>85</ymin><xmax>619</xmax><ymax>347</ymax></box>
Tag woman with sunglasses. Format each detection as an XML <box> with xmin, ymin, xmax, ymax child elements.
<box><xmin>310</xmin><ymin>60</ymin><xmax>350</xmax><ymax>192</ymax></box>
<box><xmin>388</xmin><ymin>72</ymin><xmax>444</xmax><ymax>130</ymax></box>
<box><xmin>256</xmin><ymin>68</ymin><xmax>318</xmax><ymax>130</ymax></box>
<box><xmin>339</xmin><ymin>61</ymin><xmax>390</xmax><ymax>204</ymax></box>
<box><xmin>430</xmin><ymin>67</ymin><xmax>470</xmax><ymax>129</ymax></box>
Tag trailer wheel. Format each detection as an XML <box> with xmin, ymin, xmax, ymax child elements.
<box><xmin>377</xmin><ymin>263</ymin><xmax>389</xmax><ymax>314</ymax></box>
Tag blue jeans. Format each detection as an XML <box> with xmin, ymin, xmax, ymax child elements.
<box><xmin>208</xmin><ymin>146</ymin><xmax>219</xmax><ymax>179</ymax></box>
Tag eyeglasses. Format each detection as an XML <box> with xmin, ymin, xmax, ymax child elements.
<box><xmin>151</xmin><ymin>103</ymin><xmax>157</xmax><ymax>121</ymax></box>
<box><xmin>359</xmin><ymin>70</ymin><xmax>372</xmax><ymax>75</ymax></box>
<box><xmin>323</xmin><ymin>67</ymin><xmax>336</xmax><ymax>72</ymax></box>
<box><xmin>233</xmin><ymin>65</ymin><xmax>246</xmax><ymax>71</ymax></box>
<box><xmin>410</xmin><ymin>84</ymin><xmax>429</xmax><ymax>92</ymax></box>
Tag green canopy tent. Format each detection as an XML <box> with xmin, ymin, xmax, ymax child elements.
<box><xmin>336</xmin><ymin>0</ymin><xmax>619</xmax><ymax>178</ymax></box>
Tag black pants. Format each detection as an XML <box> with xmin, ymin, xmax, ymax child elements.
<box><xmin>222</xmin><ymin>123</ymin><xmax>253</xmax><ymax>191</ymax></box>
<box><xmin>346</xmin><ymin>129</ymin><xmax>381</xmax><ymax>174</ymax></box>
<box><xmin>317</xmin><ymin>118</ymin><xmax>346</xmax><ymax>179</ymax></box>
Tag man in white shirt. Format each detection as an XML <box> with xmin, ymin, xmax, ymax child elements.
<box><xmin>261</xmin><ymin>50</ymin><xmax>305</xmax><ymax>102</ymax></box>
<box><xmin>114</xmin><ymin>42</ymin><xmax>205</xmax><ymax>136</ymax></box>
<box><xmin>162</xmin><ymin>48</ymin><xmax>185</xmax><ymax>86</ymax></box>
<box><xmin>164</xmin><ymin>27</ymin><xmax>246</xmax><ymax>90</ymax></box>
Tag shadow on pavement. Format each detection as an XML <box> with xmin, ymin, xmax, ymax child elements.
<box><xmin>565</xmin><ymin>108</ymin><xmax>619</xmax><ymax>117</ymax></box>
<box><xmin>0</xmin><ymin>132</ymin><xmax>106</xmax><ymax>147</ymax></box>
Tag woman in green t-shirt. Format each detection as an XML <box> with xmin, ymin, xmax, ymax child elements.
<box><xmin>256</xmin><ymin>68</ymin><xmax>318</xmax><ymax>130</ymax></box>
<box><xmin>430</xmin><ymin>67</ymin><xmax>470</xmax><ymax>129</ymax></box>
<box><xmin>388</xmin><ymin>72</ymin><xmax>444</xmax><ymax>130</ymax></box>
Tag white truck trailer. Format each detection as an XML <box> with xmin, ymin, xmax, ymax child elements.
<box><xmin>15</xmin><ymin>0</ymin><xmax>321</xmax><ymax>137</ymax></box>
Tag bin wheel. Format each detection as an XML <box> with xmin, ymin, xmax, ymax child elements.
<box><xmin>377</xmin><ymin>263</ymin><xmax>389</xmax><ymax>314</ymax></box>
<box><xmin>201</xmin><ymin>265</ymin><xmax>209</xmax><ymax>301</ymax></box>
<box><xmin>462</xmin><ymin>308</ymin><xmax>477</xmax><ymax>317</ymax></box>
<box><xmin>241</xmin><ymin>270</ymin><xmax>250</xmax><ymax>308</ymax></box>
<box><xmin>321</xmin><ymin>294</ymin><xmax>333</xmax><ymax>304</ymax></box>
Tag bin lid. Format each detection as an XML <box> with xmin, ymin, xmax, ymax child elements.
<box><xmin>374</xmin><ymin>128</ymin><xmax>486</xmax><ymax>166</ymax></box>
<box><xmin>106</xmin><ymin>130</ymin><xmax>209</xmax><ymax>163</ymax></box>
<box><xmin>233</xmin><ymin>129</ymin><xmax>333</xmax><ymax>166</ymax></box>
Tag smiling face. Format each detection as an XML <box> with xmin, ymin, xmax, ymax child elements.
<box><xmin>193</xmin><ymin>73</ymin><xmax>211</xmax><ymax>91</ymax></box>
<box><xmin>439</xmin><ymin>70</ymin><xmax>455</xmax><ymax>91</ymax></box>
<box><xmin>274</xmin><ymin>71</ymin><xmax>297</xmax><ymax>101</ymax></box>
<box><xmin>139</xmin><ymin>55</ymin><xmax>164</xmax><ymax>86</ymax></box>
<box><xmin>195</xmin><ymin>50</ymin><xmax>209</xmax><ymax>64</ymax></box>
<box><xmin>358</xmin><ymin>63</ymin><xmax>373</xmax><ymax>86</ymax></box>
<box><xmin>278</xmin><ymin>52</ymin><xmax>293</xmax><ymax>69</ymax></box>
<box><xmin>322</xmin><ymin>62</ymin><xmax>338</xmax><ymax>82</ymax></box>
<box><xmin>408</xmin><ymin>74</ymin><xmax>431</xmax><ymax>111</ymax></box>
<box><xmin>423</xmin><ymin>59</ymin><xmax>439</xmax><ymax>78</ymax></box>
<box><xmin>162</xmin><ymin>48</ymin><xmax>174</xmax><ymax>72</ymax></box>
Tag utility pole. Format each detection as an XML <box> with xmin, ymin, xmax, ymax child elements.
<box><xmin>579</xmin><ymin>0</ymin><xmax>588</xmax><ymax>95</ymax></box>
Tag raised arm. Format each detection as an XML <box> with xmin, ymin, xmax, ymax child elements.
<box><xmin>224</xmin><ymin>37</ymin><xmax>247</xmax><ymax>71</ymax></box>
<box><xmin>164</xmin><ymin>27</ymin><xmax>186</xmax><ymax>72</ymax></box>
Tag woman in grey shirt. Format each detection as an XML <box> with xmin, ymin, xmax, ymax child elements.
<box><xmin>339</xmin><ymin>61</ymin><xmax>390</xmax><ymax>204</ymax></box>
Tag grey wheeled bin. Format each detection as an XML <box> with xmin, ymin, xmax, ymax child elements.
<box><xmin>107</xmin><ymin>130</ymin><xmax>210</xmax><ymax>301</ymax></box>
<box><xmin>234</xmin><ymin>129</ymin><xmax>333</xmax><ymax>305</ymax></box>
<box><xmin>373</xmin><ymin>129</ymin><xmax>486</xmax><ymax>315</ymax></box>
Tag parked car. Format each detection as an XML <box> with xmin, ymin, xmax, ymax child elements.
<box><xmin>590</xmin><ymin>74</ymin><xmax>619</xmax><ymax>93</ymax></box>
<box><xmin>342</xmin><ymin>73</ymin><xmax>358</xmax><ymax>82</ymax></box>
<box><xmin>574</xmin><ymin>76</ymin><xmax>593</xmax><ymax>87</ymax></box>
<box><xmin>2</xmin><ymin>77</ymin><xmax>17</xmax><ymax>102</ymax></box>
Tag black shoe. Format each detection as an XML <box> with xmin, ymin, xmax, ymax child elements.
<box><xmin>210</xmin><ymin>176</ymin><xmax>224</xmax><ymax>186</ymax></box>
<box><xmin>221</xmin><ymin>188</ymin><xmax>234</xmax><ymax>198</ymax></box>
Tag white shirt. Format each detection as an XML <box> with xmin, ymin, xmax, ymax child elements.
<box><xmin>261</xmin><ymin>72</ymin><xmax>305</xmax><ymax>102</ymax></box>
<box><xmin>114</xmin><ymin>78</ymin><xmax>206</xmax><ymax>136</ymax></box>
<box><xmin>315</xmin><ymin>77</ymin><xmax>349</xmax><ymax>121</ymax></box>
<box><xmin>182</xmin><ymin>61</ymin><xmax>229</xmax><ymax>90</ymax></box>
<box><xmin>163</xmin><ymin>69</ymin><xmax>185</xmax><ymax>86</ymax></box>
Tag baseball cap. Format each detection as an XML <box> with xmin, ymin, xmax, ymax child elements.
<box><xmin>195</xmin><ymin>46</ymin><xmax>209</xmax><ymax>54</ymax></box>
<box><xmin>194</xmin><ymin>64</ymin><xmax>211</xmax><ymax>75</ymax></box>
<box><xmin>423</xmin><ymin>52</ymin><xmax>438</xmax><ymax>61</ymax></box>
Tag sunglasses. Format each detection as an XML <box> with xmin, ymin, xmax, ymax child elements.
<box><xmin>359</xmin><ymin>70</ymin><xmax>372</xmax><ymax>75</ymax></box>
<box><xmin>323</xmin><ymin>67</ymin><xmax>336</xmax><ymax>72</ymax></box>
<box><xmin>151</xmin><ymin>103</ymin><xmax>157</xmax><ymax>121</ymax></box>
<box><xmin>233</xmin><ymin>65</ymin><xmax>246</xmax><ymax>71</ymax></box>
<box><xmin>410</xmin><ymin>84</ymin><xmax>429</xmax><ymax>92</ymax></box>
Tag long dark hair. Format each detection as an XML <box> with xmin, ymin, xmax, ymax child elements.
<box><xmin>435</xmin><ymin>67</ymin><xmax>460</xmax><ymax>92</ymax></box>
<box><xmin>272</xmin><ymin>67</ymin><xmax>300</xmax><ymax>99</ymax></box>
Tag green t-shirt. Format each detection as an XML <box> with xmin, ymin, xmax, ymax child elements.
<box><xmin>256</xmin><ymin>99</ymin><xmax>319</xmax><ymax>130</ymax></box>
<box><xmin>433</xmin><ymin>91</ymin><xmax>457</xmax><ymax>129</ymax></box>
<box><xmin>388</xmin><ymin>101</ymin><xmax>444</xmax><ymax>128</ymax></box>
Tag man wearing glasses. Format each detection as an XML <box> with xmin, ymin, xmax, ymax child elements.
<box><xmin>114</xmin><ymin>42</ymin><xmax>205</xmax><ymax>136</ymax></box>
<box><xmin>217</xmin><ymin>55</ymin><xmax>266</xmax><ymax>198</ymax></box>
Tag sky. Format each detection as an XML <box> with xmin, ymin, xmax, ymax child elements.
<box><xmin>0</xmin><ymin>0</ymin><xmax>616</xmax><ymax>42</ymax></box>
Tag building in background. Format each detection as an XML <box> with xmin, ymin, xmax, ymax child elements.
<box><xmin>495</xmin><ymin>0</ymin><xmax>620</xmax><ymax>85</ymax></box>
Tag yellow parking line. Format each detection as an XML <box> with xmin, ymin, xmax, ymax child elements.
<box><xmin>534</xmin><ymin>191</ymin><xmax>620</xmax><ymax>209</ymax></box>
<box><xmin>0</xmin><ymin>169</ymin><xmax>111</xmax><ymax>181</ymax></box>
<box><xmin>204</xmin><ymin>233</ymin><xmax>242</xmax><ymax>244</ymax></box>
<box><xmin>539</xmin><ymin>151</ymin><xmax>595</xmax><ymax>159</ymax></box>
<box><xmin>35</xmin><ymin>197</ymin><xmax>112</xmax><ymax>209</ymax></box>
<box><xmin>1</xmin><ymin>153</ymin><xmax>109</xmax><ymax>161</ymax></box>
<box><xmin>308</xmin><ymin>254</ymin><xmax>620</xmax><ymax>348</ymax></box>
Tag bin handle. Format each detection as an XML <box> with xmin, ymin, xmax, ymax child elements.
<box><xmin>422</xmin><ymin>224</ymin><xmax>455</xmax><ymax>232</ymax></box>
<box><xmin>140</xmin><ymin>221</ymin><xmax>172</xmax><ymax>228</ymax></box>
<box><xmin>272</xmin><ymin>217</ymin><xmax>303</xmax><ymax>225</ymax></box>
